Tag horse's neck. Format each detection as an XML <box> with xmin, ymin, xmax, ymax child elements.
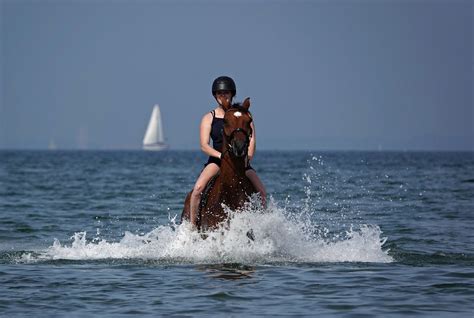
<box><xmin>220</xmin><ymin>153</ymin><xmax>247</xmax><ymax>187</ymax></box>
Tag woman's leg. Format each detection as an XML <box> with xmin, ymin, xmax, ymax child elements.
<box><xmin>190</xmin><ymin>163</ymin><xmax>220</xmax><ymax>226</ymax></box>
<box><xmin>246</xmin><ymin>169</ymin><xmax>267</xmax><ymax>207</ymax></box>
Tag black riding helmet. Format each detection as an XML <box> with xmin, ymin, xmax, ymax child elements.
<box><xmin>212</xmin><ymin>76</ymin><xmax>236</xmax><ymax>97</ymax></box>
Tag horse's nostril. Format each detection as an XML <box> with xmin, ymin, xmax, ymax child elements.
<box><xmin>231</xmin><ymin>139</ymin><xmax>247</xmax><ymax>157</ymax></box>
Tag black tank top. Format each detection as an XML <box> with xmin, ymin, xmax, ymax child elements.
<box><xmin>210</xmin><ymin>110</ymin><xmax>224</xmax><ymax>151</ymax></box>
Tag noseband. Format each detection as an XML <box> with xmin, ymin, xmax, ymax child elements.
<box><xmin>224</xmin><ymin>127</ymin><xmax>252</xmax><ymax>153</ymax></box>
<box><xmin>227</xmin><ymin>127</ymin><xmax>252</xmax><ymax>144</ymax></box>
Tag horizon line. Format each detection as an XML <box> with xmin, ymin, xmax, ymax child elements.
<box><xmin>1</xmin><ymin>147</ymin><xmax>473</xmax><ymax>153</ymax></box>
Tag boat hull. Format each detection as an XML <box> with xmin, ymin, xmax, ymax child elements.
<box><xmin>143</xmin><ymin>143</ymin><xmax>169</xmax><ymax>151</ymax></box>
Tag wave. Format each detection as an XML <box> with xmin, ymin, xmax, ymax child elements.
<box><xmin>18</xmin><ymin>197</ymin><xmax>393</xmax><ymax>264</ymax></box>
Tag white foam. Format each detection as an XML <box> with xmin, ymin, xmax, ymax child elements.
<box><xmin>34</xmin><ymin>197</ymin><xmax>393</xmax><ymax>264</ymax></box>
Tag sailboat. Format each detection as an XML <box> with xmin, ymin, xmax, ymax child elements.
<box><xmin>143</xmin><ymin>104</ymin><xmax>168</xmax><ymax>151</ymax></box>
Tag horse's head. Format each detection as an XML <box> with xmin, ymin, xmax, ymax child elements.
<box><xmin>222</xmin><ymin>97</ymin><xmax>253</xmax><ymax>157</ymax></box>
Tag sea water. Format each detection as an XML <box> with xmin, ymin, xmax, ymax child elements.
<box><xmin>0</xmin><ymin>150</ymin><xmax>473</xmax><ymax>316</ymax></box>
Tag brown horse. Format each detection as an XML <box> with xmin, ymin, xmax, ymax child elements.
<box><xmin>181</xmin><ymin>97</ymin><xmax>257</xmax><ymax>232</ymax></box>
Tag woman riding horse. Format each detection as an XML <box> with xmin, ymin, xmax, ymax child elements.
<box><xmin>183</xmin><ymin>76</ymin><xmax>266</xmax><ymax>230</ymax></box>
<box><xmin>182</xmin><ymin>98</ymin><xmax>259</xmax><ymax>230</ymax></box>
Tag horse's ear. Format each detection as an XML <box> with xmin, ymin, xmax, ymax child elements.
<box><xmin>242</xmin><ymin>97</ymin><xmax>250</xmax><ymax>110</ymax></box>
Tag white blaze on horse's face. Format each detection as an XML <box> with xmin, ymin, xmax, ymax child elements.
<box><xmin>233</xmin><ymin>112</ymin><xmax>242</xmax><ymax>118</ymax></box>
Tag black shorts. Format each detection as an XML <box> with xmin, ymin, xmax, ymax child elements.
<box><xmin>205</xmin><ymin>156</ymin><xmax>254</xmax><ymax>171</ymax></box>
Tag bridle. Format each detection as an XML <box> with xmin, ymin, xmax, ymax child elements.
<box><xmin>222</xmin><ymin>111</ymin><xmax>253</xmax><ymax>157</ymax></box>
<box><xmin>227</xmin><ymin>127</ymin><xmax>252</xmax><ymax>144</ymax></box>
<box><xmin>222</xmin><ymin>127</ymin><xmax>252</xmax><ymax>157</ymax></box>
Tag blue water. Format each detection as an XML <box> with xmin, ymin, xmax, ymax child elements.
<box><xmin>0</xmin><ymin>150</ymin><xmax>473</xmax><ymax>316</ymax></box>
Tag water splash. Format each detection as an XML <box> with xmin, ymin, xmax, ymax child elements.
<box><xmin>19</xmin><ymin>154</ymin><xmax>393</xmax><ymax>264</ymax></box>
<box><xmin>27</xmin><ymin>196</ymin><xmax>392</xmax><ymax>264</ymax></box>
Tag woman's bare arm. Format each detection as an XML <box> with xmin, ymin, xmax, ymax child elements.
<box><xmin>248</xmin><ymin>121</ymin><xmax>256</xmax><ymax>161</ymax></box>
<box><xmin>200</xmin><ymin>113</ymin><xmax>222</xmax><ymax>159</ymax></box>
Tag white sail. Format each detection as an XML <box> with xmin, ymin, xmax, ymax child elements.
<box><xmin>143</xmin><ymin>104</ymin><xmax>168</xmax><ymax>151</ymax></box>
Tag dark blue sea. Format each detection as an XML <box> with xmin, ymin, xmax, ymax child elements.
<box><xmin>0</xmin><ymin>150</ymin><xmax>473</xmax><ymax>317</ymax></box>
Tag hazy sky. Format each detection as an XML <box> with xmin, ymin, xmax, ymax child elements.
<box><xmin>1</xmin><ymin>0</ymin><xmax>472</xmax><ymax>150</ymax></box>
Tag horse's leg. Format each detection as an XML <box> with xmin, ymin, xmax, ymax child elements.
<box><xmin>181</xmin><ymin>191</ymin><xmax>192</xmax><ymax>222</ymax></box>
<box><xmin>246</xmin><ymin>229</ymin><xmax>255</xmax><ymax>241</ymax></box>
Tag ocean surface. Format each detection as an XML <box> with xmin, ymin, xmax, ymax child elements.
<box><xmin>0</xmin><ymin>150</ymin><xmax>473</xmax><ymax>317</ymax></box>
